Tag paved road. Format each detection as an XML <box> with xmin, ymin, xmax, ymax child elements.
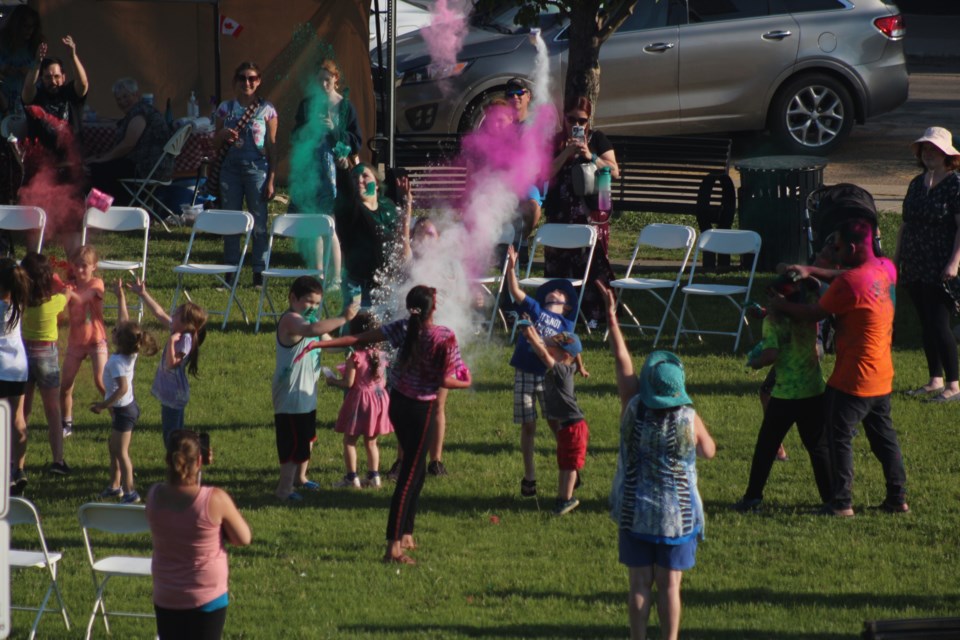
<box><xmin>734</xmin><ymin>72</ymin><xmax>960</xmax><ymax>212</ymax></box>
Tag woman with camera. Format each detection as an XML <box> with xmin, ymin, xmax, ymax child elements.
<box><xmin>146</xmin><ymin>429</ymin><xmax>251</xmax><ymax>639</ymax></box>
<box><xmin>543</xmin><ymin>95</ymin><xmax>619</xmax><ymax>328</ymax></box>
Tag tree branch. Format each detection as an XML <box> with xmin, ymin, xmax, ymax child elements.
<box><xmin>598</xmin><ymin>0</ymin><xmax>640</xmax><ymax>44</ymax></box>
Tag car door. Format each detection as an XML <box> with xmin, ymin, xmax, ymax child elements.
<box><xmin>678</xmin><ymin>0</ymin><xmax>800</xmax><ymax>133</ymax></box>
<box><xmin>559</xmin><ymin>0</ymin><xmax>683</xmax><ymax>134</ymax></box>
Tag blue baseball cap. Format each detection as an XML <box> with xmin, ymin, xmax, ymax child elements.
<box><xmin>552</xmin><ymin>332</ymin><xmax>582</xmax><ymax>357</ymax></box>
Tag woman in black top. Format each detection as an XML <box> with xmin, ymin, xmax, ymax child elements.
<box><xmin>543</xmin><ymin>95</ymin><xmax>619</xmax><ymax>327</ymax></box>
<box><xmin>896</xmin><ymin>126</ymin><xmax>960</xmax><ymax>403</ymax></box>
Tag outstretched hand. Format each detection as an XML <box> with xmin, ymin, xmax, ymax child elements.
<box><xmin>126</xmin><ymin>278</ymin><xmax>146</xmax><ymax>296</ymax></box>
<box><xmin>62</xmin><ymin>35</ymin><xmax>78</xmax><ymax>54</ymax></box>
<box><xmin>596</xmin><ymin>281</ymin><xmax>616</xmax><ymax>319</ymax></box>
<box><xmin>506</xmin><ymin>244</ymin><xmax>518</xmax><ymax>270</ymax></box>
<box><xmin>36</xmin><ymin>42</ymin><xmax>48</xmax><ymax>62</ymax></box>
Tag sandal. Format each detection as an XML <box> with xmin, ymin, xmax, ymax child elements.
<box><xmin>520</xmin><ymin>478</ymin><xmax>537</xmax><ymax>497</ymax></box>
<box><xmin>905</xmin><ymin>386</ymin><xmax>943</xmax><ymax>397</ymax></box>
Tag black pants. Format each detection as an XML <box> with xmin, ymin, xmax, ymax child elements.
<box><xmin>155</xmin><ymin>604</ymin><xmax>227</xmax><ymax>640</ymax></box>
<box><xmin>386</xmin><ymin>390</ymin><xmax>436</xmax><ymax>541</ymax></box>
<box><xmin>907</xmin><ymin>282</ymin><xmax>958</xmax><ymax>383</ymax></box>
<box><xmin>744</xmin><ymin>395</ymin><xmax>832</xmax><ymax>503</ymax></box>
<box><xmin>824</xmin><ymin>387</ymin><xmax>907</xmax><ymax>510</ymax></box>
<box><xmin>88</xmin><ymin>158</ymin><xmax>136</xmax><ymax>205</ymax></box>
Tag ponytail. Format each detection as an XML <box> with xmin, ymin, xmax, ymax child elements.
<box><xmin>0</xmin><ymin>257</ymin><xmax>30</xmax><ymax>331</ymax></box>
<box><xmin>397</xmin><ymin>285</ymin><xmax>435</xmax><ymax>368</ymax></box>
<box><xmin>177</xmin><ymin>302</ymin><xmax>208</xmax><ymax>377</ymax></box>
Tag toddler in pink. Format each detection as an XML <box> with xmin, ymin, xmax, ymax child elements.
<box><xmin>326</xmin><ymin>312</ymin><xmax>393</xmax><ymax>489</ymax></box>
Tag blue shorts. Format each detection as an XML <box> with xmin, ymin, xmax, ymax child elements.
<box><xmin>111</xmin><ymin>401</ymin><xmax>140</xmax><ymax>433</ymax></box>
<box><xmin>618</xmin><ymin>530</ymin><xmax>698</xmax><ymax>571</ymax></box>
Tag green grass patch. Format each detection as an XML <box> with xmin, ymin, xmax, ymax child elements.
<box><xmin>8</xmin><ymin>209</ymin><xmax>958</xmax><ymax>640</ymax></box>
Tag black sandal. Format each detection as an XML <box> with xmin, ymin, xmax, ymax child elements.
<box><xmin>520</xmin><ymin>478</ymin><xmax>537</xmax><ymax>497</ymax></box>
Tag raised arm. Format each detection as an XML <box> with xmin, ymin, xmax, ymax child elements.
<box><xmin>114</xmin><ymin>279</ymin><xmax>129</xmax><ymax>323</ymax></box>
<box><xmin>294</xmin><ymin>326</ymin><xmax>387</xmax><ymax>363</ymax></box>
<box><xmin>598</xmin><ymin>282</ymin><xmax>639</xmax><ymax>413</ymax></box>
<box><xmin>520</xmin><ymin>322</ymin><xmax>555</xmax><ymax>370</ymax></box>
<box><xmin>62</xmin><ymin>36</ymin><xmax>88</xmax><ymax>97</ymax></box>
<box><xmin>125</xmin><ymin>279</ymin><xmax>171</xmax><ymax>325</ymax></box>
<box><xmin>21</xmin><ymin>42</ymin><xmax>45</xmax><ymax>105</ymax></box>
<box><xmin>505</xmin><ymin>245</ymin><xmax>526</xmax><ymax>303</ymax></box>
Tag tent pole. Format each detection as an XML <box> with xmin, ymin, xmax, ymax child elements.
<box><xmin>387</xmin><ymin>0</ymin><xmax>396</xmax><ymax>168</ymax></box>
<box><xmin>213</xmin><ymin>0</ymin><xmax>222</xmax><ymax>104</ymax></box>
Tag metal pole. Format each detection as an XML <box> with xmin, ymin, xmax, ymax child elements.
<box><xmin>213</xmin><ymin>0</ymin><xmax>222</xmax><ymax>104</ymax></box>
<box><xmin>387</xmin><ymin>0</ymin><xmax>396</xmax><ymax>168</ymax></box>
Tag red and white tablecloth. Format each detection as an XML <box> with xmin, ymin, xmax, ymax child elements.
<box><xmin>81</xmin><ymin>121</ymin><xmax>214</xmax><ymax>176</ymax></box>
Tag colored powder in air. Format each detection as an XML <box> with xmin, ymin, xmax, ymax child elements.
<box><xmin>421</xmin><ymin>0</ymin><xmax>471</xmax><ymax>95</ymax></box>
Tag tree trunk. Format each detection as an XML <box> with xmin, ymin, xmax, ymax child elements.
<box><xmin>564</xmin><ymin>1</ymin><xmax>604</xmax><ymax>113</ymax></box>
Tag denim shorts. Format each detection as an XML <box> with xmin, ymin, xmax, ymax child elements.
<box><xmin>111</xmin><ymin>401</ymin><xmax>140</xmax><ymax>433</ymax></box>
<box><xmin>25</xmin><ymin>341</ymin><xmax>61</xmax><ymax>389</ymax></box>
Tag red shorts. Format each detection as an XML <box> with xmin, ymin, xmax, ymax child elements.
<box><xmin>555</xmin><ymin>419</ymin><xmax>589</xmax><ymax>471</ymax></box>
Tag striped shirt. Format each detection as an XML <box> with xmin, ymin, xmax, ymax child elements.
<box><xmin>382</xmin><ymin>319</ymin><xmax>465</xmax><ymax>401</ymax></box>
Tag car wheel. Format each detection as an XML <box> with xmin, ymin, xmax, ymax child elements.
<box><xmin>457</xmin><ymin>90</ymin><xmax>503</xmax><ymax>133</ymax></box>
<box><xmin>770</xmin><ymin>74</ymin><xmax>854</xmax><ymax>155</ymax></box>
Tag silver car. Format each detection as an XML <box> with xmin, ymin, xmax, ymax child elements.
<box><xmin>384</xmin><ymin>0</ymin><xmax>908</xmax><ymax>154</ymax></box>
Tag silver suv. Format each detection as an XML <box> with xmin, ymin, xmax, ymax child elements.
<box><xmin>384</xmin><ymin>0</ymin><xmax>908</xmax><ymax>154</ymax></box>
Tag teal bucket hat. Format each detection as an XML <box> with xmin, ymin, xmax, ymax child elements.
<box><xmin>638</xmin><ymin>351</ymin><xmax>692</xmax><ymax>409</ymax></box>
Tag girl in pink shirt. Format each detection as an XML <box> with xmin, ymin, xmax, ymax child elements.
<box><xmin>146</xmin><ymin>430</ymin><xmax>251</xmax><ymax>639</ymax></box>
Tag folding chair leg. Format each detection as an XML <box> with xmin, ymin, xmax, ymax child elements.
<box><xmin>254</xmin><ymin>276</ymin><xmax>269</xmax><ymax>334</ymax></box>
<box><xmin>672</xmin><ymin>295</ymin><xmax>691</xmax><ymax>350</ymax></box>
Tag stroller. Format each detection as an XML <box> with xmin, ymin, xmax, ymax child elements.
<box><xmin>805</xmin><ymin>182</ymin><xmax>882</xmax><ymax>260</ymax></box>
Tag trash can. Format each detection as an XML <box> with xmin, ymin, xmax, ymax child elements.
<box><xmin>735</xmin><ymin>155</ymin><xmax>827</xmax><ymax>271</ymax></box>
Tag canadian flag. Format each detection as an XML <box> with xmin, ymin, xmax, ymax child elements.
<box><xmin>220</xmin><ymin>16</ymin><xmax>243</xmax><ymax>37</ymax></box>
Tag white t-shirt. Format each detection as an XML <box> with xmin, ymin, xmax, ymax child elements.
<box><xmin>0</xmin><ymin>301</ymin><xmax>27</xmax><ymax>383</ymax></box>
<box><xmin>103</xmin><ymin>353</ymin><xmax>138</xmax><ymax>407</ymax></box>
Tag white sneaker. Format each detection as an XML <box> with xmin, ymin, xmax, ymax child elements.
<box><xmin>333</xmin><ymin>475</ymin><xmax>361</xmax><ymax>489</ymax></box>
<box><xmin>362</xmin><ymin>473</ymin><xmax>382</xmax><ymax>489</ymax></box>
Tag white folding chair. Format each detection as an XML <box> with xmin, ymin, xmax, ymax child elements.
<box><xmin>172</xmin><ymin>209</ymin><xmax>254</xmax><ymax>330</ymax></box>
<box><xmin>255</xmin><ymin>213</ymin><xmax>335</xmax><ymax>333</ymax></box>
<box><xmin>605</xmin><ymin>224</ymin><xmax>696</xmax><ymax>347</ymax></box>
<box><xmin>473</xmin><ymin>220</ymin><xmax>521</xmax><ymax>339</ymax></box>
<box><xmin>81</xmin><ymin>207</ymin><xmax>150</xmax><ymax>321</ymax></box>
<box><xmin>8</xmin><ymin>497</ymin><xmax>71</xmax><ymax>639</ymax></box>
<box><xmin>0</xmin><ymin>205</ymin><xmax>45</xmax><ymax>254</ymax></box>
<box><xmin>515</xmin><ymin>223</ymin><xmax>597</xmax><ymax>335</ymax></box>
<box><xmin>672</xmin><ymin>229</ymin><xmax>762</xmax><ymax>353</ymax></box>
<box><xmin>120</xmin><ymin>123</ymin><xmax>193</xmax><ymax>231</ymax></box>
<box><xmin>78</xmin><ymin>503</ymin><xmax>153</xmax><ymax>640</ymax></box>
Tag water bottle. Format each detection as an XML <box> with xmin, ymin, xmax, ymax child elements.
<box><xmin>597</xmin><ymin>166</ymin><xmax>612</xmax><ymax>212</ymax></box>
<box><xmin>188</xmin><ymin>91</ymin><xmax>199</xmax><ymax>118</ymax></box>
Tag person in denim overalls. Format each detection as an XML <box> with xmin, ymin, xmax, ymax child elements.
<box><xmin>214</xmin><ymin>61</ymin><xmax>278</xmax><ymax>288</ymax></box>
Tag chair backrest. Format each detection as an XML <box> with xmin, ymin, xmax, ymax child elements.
<box><xmin>78</xmin><ymin>503</ymin><xmax>149</xmax><ymax>535</ymax></box>
<box><xmin>0</xmin><ymin>205</ymin><xmax>45</xmax><ymax>232</ymax></box>
<box><xmin>83</xmin><ymin>207</ymin><xmax>150</xmax><ymax>234</ymax></box>
<box><xmin>1</xmin><ymin>114</ymin><xmax>26</xmax><ymax>139</ymax></box>
<box><xmin>164</xmin><ymin>123</ymin><xmax>194</xmax><ymax>156</ymax></box>
<box><xmin>698</xmin><ymin>229</ymin><xmax>761</xmax><ymax>256</ymax></box>
<box><xmin>194</xmin><ymin>209</ymin><xmax>254</xmax><ymax>236</ymax></box>
<box><xmin>533</xmin><ymin>223</ymin><xmax>597</xmax><ymax>251</ymax></box>
<box><xmin>270</xmin><ymin>213</ymin><xmax>335</xmax><ymax>240</ymax></box>
<box><xmin>495</xmin><ymin>220</ymin><xmax>519</xmax><ymax>246</ymax></box>
<box><xmin>7</xmin><ymin>496</ymin><xmax>41</xmax><ymax>527</ymax></box>
<box><xmin>625</xmin><ymin>223</ymin><xmax>696</xmax><ymax>280</ymax></box>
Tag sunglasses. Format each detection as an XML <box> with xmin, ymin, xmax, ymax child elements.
<box><xmin>506</xmin><ymin>89</ymin><xmax>527</xmax><ymax>97</ymax></box>
<box><xmin>237</xmin><ymin>74</ymin><xmax>260</xmax><ymax>83</ymax></box>
<box><xmin>566</xmin><ymin>116</ymin><xmax>589</xmax><ymax>126</ymax></box>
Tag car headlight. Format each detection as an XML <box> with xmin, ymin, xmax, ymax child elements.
<box><xmin>399</xmin><ymin>60</ymin><xmax>473</xmax><ymax>86</ymax></box>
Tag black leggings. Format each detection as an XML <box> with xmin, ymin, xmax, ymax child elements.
<box><xmin>744</xmin><ymin>395</ymin><xmax>833</xmax><ymax>503</ymax></box>
<box><xmin>386</xmin><ymin>390</ymin><xmax>436</xmax><ymax>541</ymax></box>
<box><xmin>907</xmin><ymin>282</ymin><xmax>958</xmax><ymax>383</ymax></box>
<box><xmin>155</xmin><ymin>604</ymin><xmax>227</xmax><ymax>640</ymax></box>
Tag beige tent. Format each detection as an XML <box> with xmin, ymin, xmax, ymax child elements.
<box><xmin>37</xmin><ymin>0</ymin><xmax>375</xmax><ymax>179</ymax></box>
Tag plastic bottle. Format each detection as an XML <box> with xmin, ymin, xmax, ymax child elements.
<box><xmin>188</xmin><ymin>91</ymin><xmax>199</xmax><ymax>118</ymax></box>
<box><xmin>597</xmin><ymin>166</ymin><xmax>612</xmax><ymax>211</ymax></box>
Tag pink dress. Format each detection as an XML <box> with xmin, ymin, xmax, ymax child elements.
<box><xmin>334</xmin><ymin>350</ymin><xmax>393</xmax><ymax>438</ymax></box>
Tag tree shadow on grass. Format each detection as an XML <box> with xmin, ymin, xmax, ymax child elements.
<box><xmin>340</xmin><ymin>622</ymin><xmax>625</xmax><ymax>639</ymax></box>
<box><xmin>682</xmin><ymin>588</ymin><xmax>960</xmax><ymax>612</ymax></box>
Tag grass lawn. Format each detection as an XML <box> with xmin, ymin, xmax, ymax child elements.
<box><xmin>6</xmin><ymin>210</ymin><xmax>960</xmax><ymax>639</ymax></box>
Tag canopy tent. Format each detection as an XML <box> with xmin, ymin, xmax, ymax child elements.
<box><xmin>35</xmin><ymin>0</ymin><xmax>378</xmax><ymax>179</ymax></box>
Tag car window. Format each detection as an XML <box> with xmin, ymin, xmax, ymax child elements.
<box><xmin>688</xmin><ymin>0</ymin><xmax>770</xmax><ymax>23</ymax></box>
<box><xmin>618</xmin><ymin>0</ymin><xmax>683</xmax><ymax>31</ymax></box>
<box><xmin>471</xmin><ymin>3</ymin><xmax>562</xmax><ymax>34</ymax></box>
<box><xmin>783</xmin><ymin>0</ymin><xmax>851</xmax><ymax>12</ymax></box>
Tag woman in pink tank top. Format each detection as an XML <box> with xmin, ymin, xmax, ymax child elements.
<box><xmin>146</xmin><ymin>430</ymin><xmax>251</xmax><ymax>639</ymax></box>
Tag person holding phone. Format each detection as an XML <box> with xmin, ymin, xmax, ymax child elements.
<box><xmin>543</xmin><ymin>95</ymin><xmax>620</xmax><ymax>329</ymax></box>
<box><xmin>147</xmin><ymin>429</ymin><xmax>251</xmax><ymax>639</ymax></box>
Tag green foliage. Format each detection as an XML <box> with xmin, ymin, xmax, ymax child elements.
<box><xmin>6</xmin><ymin>219</ymin><xmax>956</xmax><ymax>639</ymax></box>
